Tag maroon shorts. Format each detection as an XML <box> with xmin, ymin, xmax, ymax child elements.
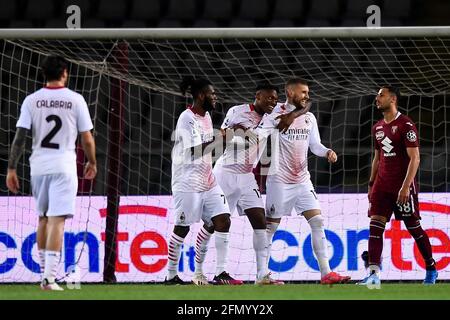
<box><xmin>368</xmin><ymin>185</ymin><xmax>420</xmax><ymax>221</ymax></box>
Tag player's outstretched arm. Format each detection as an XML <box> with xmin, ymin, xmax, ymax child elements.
<box><xmin>275</xmin><ymin>101</ymin><xmax>311</xmax><ymax>133</ymax></box>
<box><xmin>397</xmin><ymin>147</ymin><xmax>420</xmax><ymax>205</ymax></box>
<box><xmin>6</xmin><ymin>127</ymin><xmax>29</xmax><ymax>193</ymax></box>
<box><xmin>80</xmin><ymin>131</ymin><xmax>97</xmax><ymax>180</ymax></box>
<box><xmin>191</xmin><ymin>130</ymin><xmax>232</xmax><ymax>160</ymax></box>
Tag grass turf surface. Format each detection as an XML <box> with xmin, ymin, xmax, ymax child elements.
<box><xmin>1</xmin><ymin>283</ymin><xmax>450</xmax><ymax>300</ymax></box>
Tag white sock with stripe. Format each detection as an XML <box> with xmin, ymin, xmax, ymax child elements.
<box><xmin>167</xmin><ymin>233</ymin><xmax>185</xmax><ymax>280</ymax></box>
<box><xmin>194</xmin><ymin>227</ymin><xmax>213</xmax><ymax>275</ymax></box>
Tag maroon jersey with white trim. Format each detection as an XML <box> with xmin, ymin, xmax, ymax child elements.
<box><xmin>372</xmin><ymin>112</ymin><xmax>419</xmax><ymax>194</ymax></box>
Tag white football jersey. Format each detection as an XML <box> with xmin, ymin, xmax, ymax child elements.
<box><xmin>171</xmin><ymin>107</ymin><xmax>216</xmax><ymax>192</ymax></box>
<box><xmin>257</xmin><ymin>102</ymin><xmax>330</xmax><ymax>184</ymax></box>
<box><xmin>16</xmin><ymin>87</ymin><xmax>93</xmax><ymax>176</ymax></box>
<box><xmin>215</xmin><ymin>103</ymin><xmax>266</xmax><ymax>174</ymax></box>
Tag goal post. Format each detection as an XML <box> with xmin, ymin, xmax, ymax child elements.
<box><xmin>0</xmin><ymin>27</ymin><xmax>449</xmax><ymax>283</ymax></box>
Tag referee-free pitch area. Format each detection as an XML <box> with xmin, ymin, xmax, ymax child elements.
<box><xmin>1</xmin><ymin>283</ymin><xmax>450</xmax><ymax>300</ymax></box>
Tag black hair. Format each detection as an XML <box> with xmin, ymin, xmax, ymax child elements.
<box><xmin>41</xmin><ymin>55</ymin><xmax>68</xmax><ymax>81</ymax></box>
<box><xmin>285</xmin><ymin>78</ymin><xmax>308</xmax><ymax>87</ymax></box>
<box><xmin>381</xmin><ymin>85</ymin><xmax>401</xmax><ymax>100</ymax></box>
<box><xmin>179</xmin><ymin>77</ymin><xmax>213</xmax><ymax>99</ymax></box>
<box><xmin>255</xmin><ymin>82</ymin><xmax>279</xmax><ymax>93</ymax></box>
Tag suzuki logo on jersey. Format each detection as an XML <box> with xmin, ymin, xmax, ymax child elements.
<box><xmin>381</xmin><ymin>136</ymin><xmax>396</xmax><ymax>156</ymax></box>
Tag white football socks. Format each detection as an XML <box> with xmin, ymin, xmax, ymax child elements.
<box><xmin>308</xmin><ymin>215</ymin><xmax>331</xmax><ymax>277</ymax></box>
<box><xmin>167</xmin><ymin>233</ymin><xmax>184</xmax><ymax>280</ymax></box>
<box><xmin>43</xmin><ymin>250</ymin><xmax>60</xmax><ymax>282</ymax></box>
<box><xmin>253</xmin><ymin>229</ymin><xmax>269</xmax><ymax>279</ymax></box>
<box><xmin>194</xmin><ymin>226</ymin><xmax>213</xmax><ymax>275</ymax></box>
<box><xmin>214</xmin><ymin>231</ymin><xmax>229</xmax><ymax>276</ymax></box>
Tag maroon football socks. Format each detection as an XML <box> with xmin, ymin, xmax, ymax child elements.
<box><xmin>368</xmin><ymin>219</ymin><xmax>386</xmax><ymax>266</ymax></box>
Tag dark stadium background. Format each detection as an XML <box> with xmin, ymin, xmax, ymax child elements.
<box><xmin>0</xmin><ymin>0</ymin><xmax>449</xmax><ymax>196</ymax></box>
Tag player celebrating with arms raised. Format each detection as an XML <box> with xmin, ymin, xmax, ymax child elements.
<box><xmin>359</xmin><ymin>86</ymin><xmax>437</xmax><ymax>288</ymax></box>
<box><xmin>261</xmin><ymin>78</ymin><xmax>350</xmax><ymax>285</ymax></box>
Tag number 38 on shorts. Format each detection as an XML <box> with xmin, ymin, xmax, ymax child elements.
<box><xmin>393</xmin><ymin>194</ymin><xmax>419</xmax><ymax>220</ymax></box>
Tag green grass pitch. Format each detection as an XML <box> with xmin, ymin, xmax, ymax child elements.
<box><xmin>1</xmin><ymin>283</ymin><xmax>450</xmax><ymax>300</ymax></box>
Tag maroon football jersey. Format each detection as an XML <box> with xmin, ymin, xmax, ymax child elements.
<box><xmin>372</xmin><ymin>112</ymin><xmax>419</xmax><ymax>194</ymax></box>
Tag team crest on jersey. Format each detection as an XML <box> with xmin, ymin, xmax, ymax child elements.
<box><xmin>179</xmin><ymin>212</ymin><xmax>185</xmax><ymax>222</ymax></box>
<box><xmin>304</xmin><ymin>116</ymin><xmax>310</xmax><ymax>125</ymax></box>
<box><xmin>375</xmin><ymin>131</ymin><xmax>384</xmax><ymax>140</ymax></box>
<box><xmin>270</xmin><ymin>204</ymin><xmax>275</xmax><ymax>214</ymax></box>
<box><xmin>391</xmin><ymin>126</ymin><xmax>398</xmax><ymax>134</ymax></box>
<box><xmin>406</xmin><ymin>130</ymin><xmax>417</xmax><ymax>142</ymax></box>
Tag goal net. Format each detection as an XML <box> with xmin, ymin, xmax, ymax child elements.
<box><xmin>0</xmin><ymin>28</ymin><xmax>449</xmax><ymax>283</ymax></box>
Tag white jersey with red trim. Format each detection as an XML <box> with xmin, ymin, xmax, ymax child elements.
<box><xmin>215</xmin><ymin>103</ymin><xmax>265</xmax><ymax>174</ymax></box>
<box><xmin>171</xmin><ymin>107</ymin><xmax>217</xmax><ymax>192</ymax></box>
<box><xmin>257</xmin><ymin>102</ymin><xmax>330</xmax><ymax>184</ymax></box>
<box><xmin>16</xmin><ymin>87</ymin><xmax>93</xmax><ymax>176</ymax></box>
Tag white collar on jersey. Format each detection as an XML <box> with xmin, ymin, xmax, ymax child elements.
<box><xmin>384</xmin><ymin>111</ymin><xmax>401</xmax><ymax>124</ymax></box>
<box><xmin>282</xmin><ymin>101</ymin><xmax>296</xmax><ymax>112</ymax></box>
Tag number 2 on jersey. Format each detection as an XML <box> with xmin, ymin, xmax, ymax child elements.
<box><xmin>41</xmin><ymin>115</ymin><xmax>62</xmax><ymax>149</ymax></box>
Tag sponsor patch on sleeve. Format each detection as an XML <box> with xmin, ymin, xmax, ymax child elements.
<box><xmin>406</xmin><ymin>130</ymin><xmax>417</xmax><ymax>142</ymax></box>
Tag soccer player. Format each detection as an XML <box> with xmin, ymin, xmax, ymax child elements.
<box><xmin>167</xmin><ymin>77</ymin><xmax>242</xmax><ymax>286</ymax></box>
<box><xmin>209</xmin><ymin>83</ymin><xmax>285</xmax><ymax>285</ymax></box>
<box><xmin>358</xmin><ymin>85</ymin><xmax>438</xmax><ymax>288</ymax></box>
<box><xmin>261</xmin><ymin>78</ymin><xmax>351</xmax><ymax>284</ymax></box>
<box><xmin>6</xmin><ymin>55</ymin><xmax>97</xmax><ymax>291</ymax></box>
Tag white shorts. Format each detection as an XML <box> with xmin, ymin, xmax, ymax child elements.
<box><xmin>265</xmin><ymin>180</ymin><xmax>321</xmax><ymax>219</ymax></box>
<box><xmin>172</xmin><ymin>184</ymin><xmax>230</xmax><ymax>227</ymax></box>
<box><xmin>213</xmin><ymin>167</ymin><xmax>264</xmax><ymax>216</ymax></box>
<box><xmin>31</xmin><ymin>173</ymin><xmax>78</xmax><ymax>218</ymax></box>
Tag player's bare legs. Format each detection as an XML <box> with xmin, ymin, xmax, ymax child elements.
<box><xmin>36</xmin><ymin>217</ymin><xmax>48</xmax><ymax>277</ymax></box>
<box><xmin>165</xmin><ymin>225</ymin><xmax>190</xmax><ymax>284</ymax></box>
<box><xmin>41</xmin><ymin>216</ymin><xmax>65</xmax><ymax>291</ymax></box>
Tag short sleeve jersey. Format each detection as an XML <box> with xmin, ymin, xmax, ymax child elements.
<box><xmin>16</xmin><ymin>87</ymin><xmax>93</xmax><ymax>176</ymax></box>
<box><xmin>214</xmin><ymin>103</ymin><xmax>265</xmax><ymax>174</ymax></box>
<box><xmin>372</xmin><ymin>112</ymin><xmax>419</xmax><ymax>194</ymax></box>
<box><xmin>171</xmin><ymin>107</ymin><xmax>216</xmax><ymax>192</ymax></box>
